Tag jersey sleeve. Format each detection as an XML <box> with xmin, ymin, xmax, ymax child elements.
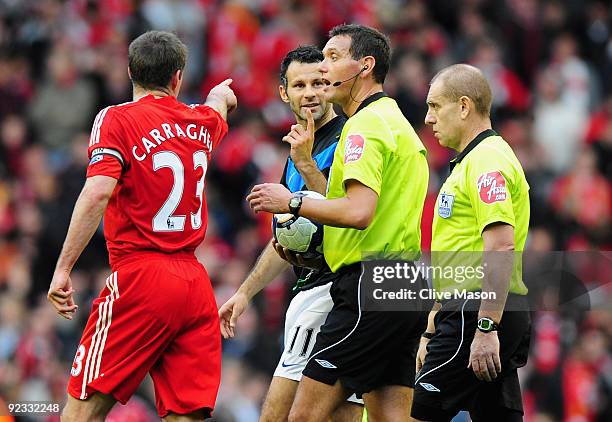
<box><xmin>340</xmin><ymin>117</ymin><xmax>389</xmax><ymax>195</ymax></box>
<box><xmin>465</xmin><ymin>153</ymin><xmax>516</xmax><ymax>234</ymax></box>
<box><xmin>193</xmin><ymin>104</ymin><xmax>229</xmax><ymax>152</ymax></box>
<box><xmin>86</xmin><ymin>107</ymin><xmax>129</xmax><ymax>180</ymax></box>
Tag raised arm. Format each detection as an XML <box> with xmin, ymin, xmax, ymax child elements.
<box><xmin>204</xmin><ymin>79</ymin><xmax>238</xmax><ymax>120</ymax></box>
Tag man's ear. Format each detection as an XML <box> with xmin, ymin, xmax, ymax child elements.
<box><xmin>127</xmin><ymin>66</ymin><xmax>132</xmax><ymax>80</ymax></box>
<box><xmin>360</xmin><ymin>56</ymin><xmax>376</xmax><ymax>79</ymax></box>
<box><xmin>172</xmin><ymin>69</ymin><xmax>182</xmax><ymax>90</ymax></box>
<box><xmin>459</xmin><ymin>95</ymin><xmax>471</xmax><ymax>120</ymax></box>
<box><xmin>279</xmin><ymin>85</ymin><xmax>290</xmax><ymax>103</ymax></box>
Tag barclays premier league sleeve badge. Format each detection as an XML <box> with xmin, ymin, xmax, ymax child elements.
<box><xmin>438</xmin><ymin>192</ymin><xmax>454</xmax><ymax>218</ymax></box>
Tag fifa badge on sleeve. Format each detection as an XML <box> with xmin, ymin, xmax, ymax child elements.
<box><xmin>438</xmin><ymin>192</ymin><xmax>454</xmax><ymax>218</ymax></box>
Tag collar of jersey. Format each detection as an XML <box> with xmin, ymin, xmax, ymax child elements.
<box><xmin>449</xmin><ymin>128</ymin><xmax>498</xmax><ymax>172</ymax></box>
<box><xmin>354</xmin><ymin>91</ymin><xmax>388</xmax><ymax>114</ymax></box>
<box><xmin>139</xmin><ymin>94</ymin><xmax>176</xmax><ymax>102</ymax></box>
<box><xmin>315</xmin><ymin>115</ymin><xmax>345</xmax><ymax>143</ymax></box>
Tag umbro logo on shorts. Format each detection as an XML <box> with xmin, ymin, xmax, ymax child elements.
<box><xmin>419</xmin><ymin>382</ymin><xmax>440</xmax><ymax>392</ymax></box>
<box><xmin>315</xmin><ymin>359</ymin><xmax>337</xmax><ymax>369</ymax></box>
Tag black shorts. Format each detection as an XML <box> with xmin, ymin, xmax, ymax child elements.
<box><xmin>302</xmin><ymin>262</ymin><xmax>429</xmax><ymax>395</ymax></box>
<box><xmin>411</xmin><ymin>294</ymin><xmax>531</xmax><ymax>421</ymax></box>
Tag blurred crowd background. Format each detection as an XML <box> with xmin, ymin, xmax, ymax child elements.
<box><xmin>0</xmin><ymin>0</ymin><xmax>610</xmax><ymax>421</ymax></box>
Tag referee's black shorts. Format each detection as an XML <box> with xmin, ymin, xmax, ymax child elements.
<box><xmin>411</xmin><ymin>294</ymin><xmax>531</xmax><ymax>422</ymax></box>
<box><xmin>302</xmin><ymin>262</ymin><xmax>429</xmax><ymax>395</ymax></box>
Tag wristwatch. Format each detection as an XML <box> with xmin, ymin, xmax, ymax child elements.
<box><xmin>288</xmin><ymin>193</ymin><xmax>306</xmax><ymax>215</ymax></box>
<box><xmin>421</xmin><ymin>331</ymin><xmax>435</xmax><ymax>340</ymax></box>
<box><xmin>477</xmin><ymin>317</ymin><xmax>499</xmax><ymax>333</ymax></box>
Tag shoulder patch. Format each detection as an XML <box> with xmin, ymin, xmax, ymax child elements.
<box><xmin>344</xmin><ymin>134</ymin><xmax>365</xmax><ymax>164</ymax></box>
<box><xmin>477</xmin><ymin>171</ymin><xmax>507</xmax><ymax>204</ymax></box>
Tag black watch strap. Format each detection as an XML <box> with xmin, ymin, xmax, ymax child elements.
<box><xmin>289</xmin><ymin>193</ymin><xmax>305</xmax><ymax>215</ymax></box>
<box><xmin>422</xmin><ymin>331</ymin><xmax>435</xmax><ymax>339</ymax></box>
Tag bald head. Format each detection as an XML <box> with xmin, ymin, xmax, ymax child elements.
<box><xmin>431</xmin><ymin>64</ymin><xmax>492</xmax><ymax>117</ymax></box>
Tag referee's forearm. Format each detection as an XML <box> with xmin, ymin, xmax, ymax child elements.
<box><xmin>478</xmin><ymin>250</ymin><xmax>513</xmax><ymax>323</ymax></box>
<box><xmin>299</xmin><ymin>196</ymin><xmax>370</xmax><ymax>229</ymax></box>
<box><xmin>479</xmin><ymin>224</ymin><xmax>515</xmax><ymax>322</ymax></box>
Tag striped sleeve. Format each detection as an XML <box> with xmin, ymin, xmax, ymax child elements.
<box><xmin>86</xmin><ymin>107</ymin><xmax>128</xmax><ymax>179</ymax></box>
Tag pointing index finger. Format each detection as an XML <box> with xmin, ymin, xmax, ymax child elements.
<box><xmin>306</xmin><ymin>108</ymin><xmax>314</xmax><ymax>135</ymax></box>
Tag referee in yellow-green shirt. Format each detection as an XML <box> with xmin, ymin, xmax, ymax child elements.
<box><xmin>248</xmin><ymin>24</ymin><xmax>429</xmax><ymax>422</ymax></box>
<box><xmin>411</xmin><ymin>64</ymin><xmax>531</xmax><ymax>422</ymax></box>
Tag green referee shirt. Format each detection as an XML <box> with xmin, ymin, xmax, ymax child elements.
<box><xmin>431</xmin><ymin>129</ymin><xmax>529</xmax><ymax>295</ymax></box>
<box><xmin>324</xmin><ymin>93</ymin><xmax>429</xmax><ymax>272</ymax></box>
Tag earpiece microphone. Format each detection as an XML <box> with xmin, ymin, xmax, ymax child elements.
<box><xmin>332</xmin><ymin>65</ymin><xmax>369</xmax><ymax>87</ymax></box>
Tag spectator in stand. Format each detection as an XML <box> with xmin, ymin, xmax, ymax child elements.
<box><xmin>549</xmin><ymin>147</ymin><xmax>611</xmax><ymax>245</ymax></box>
<box><xmin>469</xmin><ymin>38</ymin><xmax>530</xmax><ymax>117</ymax></box>
<box><xmin>582</xmin><ymin>2</ymin><xmax>610</xmax><ymax>94</ymax></box>
<box><xmin>585</xmin><ymin>95</ymin><xmax>612</xmax><ymax>181</ymax></box>
<box><xmin>0</xmin><ymin>54</ymin><xmax>32</xmax><ymax>116</ymax></box>
<box><xmin>452</xmin><ymin>9</ymin><xmax>497</xmax><ymax>63</ymax></box>
<box><xmin>28</xmin><ymin>45</ymin><xmax>96</xmax><ymax>156</ymax></box>
<box><xmin>547</xmin><ymin>33</ymin><xmax>595</xmax><ymax>112</ymax></box>
<box><xmin>141</xmin><ymin>0</ymin><xmax>206</xmax><ymax>95</ymax></box>
<box><xmin>393</xmin><ymin>51</ymin><xmax>429</xmax><ymax>127</ymax></box>
<box><xmin>533</xmin><ymin>68</ymin><xmax>588</xmax><ymax>174</ymax></box>
<box><xmin>562</xmin><ymin>329</ymin><xmax>612</xmax><ymax>422</ymax></box>
<box><xmin>0</xmin><ymin>115</ymin><xmax>29</xmax><ymax>180</ymax></box>
<box><xmin>591</xmin><ymin>120</ymin><xmax>612</xmax><ymax>182</ymax></box>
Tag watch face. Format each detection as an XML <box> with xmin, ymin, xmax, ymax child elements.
<box><xmin>479</xmin><ymin>318</ymin><xmax>493</xmax><ymax>331</ymax></box>
<box><xmin>290</xmin><ymin>197</ymin><xmax>300</xmax><ymax>208</ymax></box>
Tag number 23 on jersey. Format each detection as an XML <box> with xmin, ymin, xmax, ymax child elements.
<box><xmin>152</xmin><ymin>150</ymin><xmax>208</xmax><ymax>232</ymax></box>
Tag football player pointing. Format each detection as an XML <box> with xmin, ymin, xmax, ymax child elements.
<box><xmin>48</xmin><ymin>31</ymin><xmax>235</xmax><ymax>421</ymax></box>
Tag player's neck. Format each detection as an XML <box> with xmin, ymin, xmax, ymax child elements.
<box><xmin>457</xmin><ymin>121</ymin><xmax>492</xmax><ymax>152</ymax></box>
<box><xmin>132</xmin><ymin>85</ymin><xmax>175</xmax><ymax>101</ymax></box>
<box><xmin>342</xmin><ymin>82</ymin><xmax>383</xmax><ymax>117</ymax></box>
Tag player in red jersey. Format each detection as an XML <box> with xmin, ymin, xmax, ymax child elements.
<box><xmin>47</xmin><ymin>31</ymin><xmax>236</xmax><ymax>421</ymax></box>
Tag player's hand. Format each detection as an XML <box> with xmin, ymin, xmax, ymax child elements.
<box><xmin>283</xmin><ymin>108</ymin><xmax>315</xmax><ymax>168</ymax></box>
<box><xmin>247</xmin><ymin>183</ymin><xmax>292</xmax><ymax>213</ymax></box>
<box><xmin>468</xmin><ymin>330</ymin><xmax>501</xmax><ymax>382</ymax></box>
<box><xmin>47</xmin><ymin>269</ymin><xmax>78</xmax><ymax>320</ymax></box>
<box><xmin>218</xmin><ymin>291</ymin><xmax>249</xmax><ymax>339</ymax></box>
<box><xmin>272</xmin><ymin>240</ymin><xmax>325</xmax><ymax>270</ymax></box>
<box><xmin>416</xmin><ymin>336</ymin><xmax>430</xmax><ymax>374</ymax></box>
<box><xmin>206</xmin><ymin>79</ymin><xmax>237</xmax><ymax>114</ymax></box>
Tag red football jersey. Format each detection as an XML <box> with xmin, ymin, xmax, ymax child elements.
<box><xmin>86</xmin><ymin>95</ymin><xmax>228</xmax><ymax>268</ymax></box>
